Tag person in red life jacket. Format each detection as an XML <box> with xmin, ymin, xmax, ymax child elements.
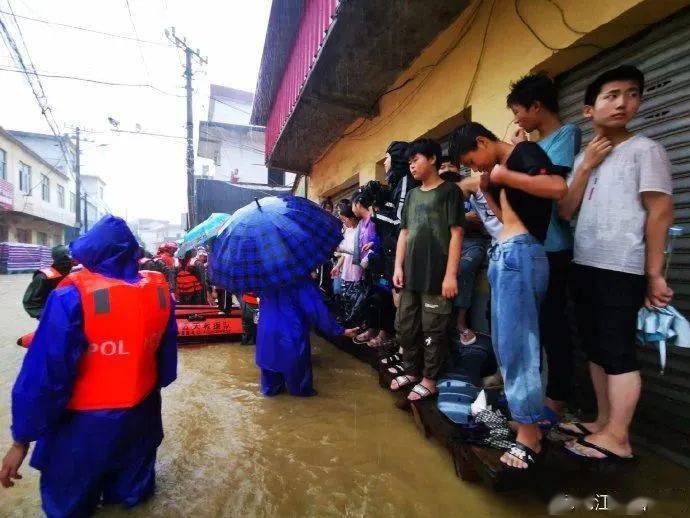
<box><xmin>137</xmin><ymin>248</ymin><xmax>155</xmax><ymax>271</ymax></box>
<box><xmin>0</xmin><ymin>216</ymin><xmax>178</xmax><ymax>517</ymax></box>
<box><xmin>240</xmin><ymin>292</ymin><xmax>259</xmax><ymax>345</ymax></box>
<box><xmin>175</xmin><ymin>249</ymin><xmax>205</xmax><ymax>304</ymax></box>
<box><xmin>192</xmin><ymin>246</ymin><xmax>212</xmax><ymax>303</ymax></box>
<box><xmin>152</xmin><ymin>242</ymin><xmax>178</xmax><ymax>290</ymax></box>
<box><xmin>22</xmin><ymin>245</ymin><xmax>73</xmax><ymax>319</ymax></box>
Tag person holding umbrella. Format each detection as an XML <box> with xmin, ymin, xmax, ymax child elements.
<box><xmin>210</xmin><ymin>196</ymin><xmax>356</xmax><ymax>396</ymax></box>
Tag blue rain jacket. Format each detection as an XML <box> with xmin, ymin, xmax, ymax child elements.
<box><xmin>10</xmin><ymin>216</ymin><xmax>177</xmax><ymax>517</ymax></box>
<box><xmin>256</xmin><ymin>280</ymin><xmax>343</xmax><ymax>395</ymax></box>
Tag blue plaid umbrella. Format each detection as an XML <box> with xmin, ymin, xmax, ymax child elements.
<box><xmin>209</xmin><ymin>195</ymin><xmax>342</xmax><ymax>293</ymax></box>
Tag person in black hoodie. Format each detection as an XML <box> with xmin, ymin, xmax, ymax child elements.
<box><xmin>22</xmin><ymin>245</ymin><xmax>73</xmax><ymax>319</ymax></box>
<box><xmin>349</xmin><ymin>142</ymin><xmax>417</xmax><ymax>349</ymax></box>
<box><xmin>383</xmin><ymin>141</ymin><xmax>419</xmax><ymax>224</ymax></box>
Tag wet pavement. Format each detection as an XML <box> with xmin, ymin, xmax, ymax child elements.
<box><xmin>1</xmin><ymin>273</ymin><xmax>688</xmax><ymax>517</ymax></box>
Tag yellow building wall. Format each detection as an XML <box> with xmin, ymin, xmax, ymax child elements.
<box><xmin>308</xmin><ymin>0</ymin><xmax>687</xmax><ymax>200</ymax></box>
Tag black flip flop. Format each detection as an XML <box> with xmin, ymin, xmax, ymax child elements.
<box><xmin>565</xmin><ymin>437</ymin><xmax>635</xmax><ymax>463</ymax></box>
<box><xmin>379</xmin><ymin>353</ymin><xmax>401</xmax><ymax>366</ymax></box>
<box><xmin>501</xmin><ymin>441</ymin><xmax>545</xmax><ymax>472</ymax></box>
<box><xmin>555</xmin><ymin>422</ymin><xmax>592</xmax><ymax>439</ymax></box>
<box><xmin>387</xmin><ymin>363</ymin><xmax>405</xmax><ymax>375</ymax></box>
<box><xmin>390</xmin><ymin>375</ymin><xmax>417</xmax><ymax>392</ymax></box>
<box><xmin>407</xmin><ymin>383</ymin><xmax>438</xmax><ymax>401</ymax></box>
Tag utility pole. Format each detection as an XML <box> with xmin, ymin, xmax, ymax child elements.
<box><xmin>166</xmin><ymin>27</ymin><xmax>207</xmax><ymax>229</ymax></box>
<box><xmin>82</xmin><ymin>192</ymin><xmax>88</xmax><ymax>232</ymax></box>
<box><xmin>75</xmin><ymin>127</ymin><xmax>81</xmax><ymax>231</ymax></box>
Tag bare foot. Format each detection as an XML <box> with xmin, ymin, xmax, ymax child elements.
<box><xmin>390</xmin><ymin>375</ymin><xmax>418</xmax><ymax>391</ymax></box>
<box><xmin>407</xmin><ymin>378</ymin><xmax>437</xmax><ymax>401</ymax></box>
<box><xmin>501</xmin><ymin>426</ymin><xmax>542</xmax><ymax>469</ymax></box>
<box><xmin>355</xmin><ymin>329</ymin><xmax>377</xmax><ymax>342</ymax></box>
<box><xmin>500</xmin><ymin>443</ymin><xmax>541</xmax><ymax>469</ymax></box>
<box><xmin>558</xmin><ymin>421</ymin><xmax>601</xmax><ymax>435</ymax></box>
<box><xmin>565</xmin><ymin>431</ymin><xmax>633</xmax><ymax>459</ymax></box>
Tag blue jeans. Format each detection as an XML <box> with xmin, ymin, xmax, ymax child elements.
<box><xmin>488</xmin><ymin>233</ymin><xmax>549</xmax><ymax>424</ymax></box>
<box><xmin>454</xmin><ymin>237</ymin><xmax>489</xmax><ymax>309</ymax></box>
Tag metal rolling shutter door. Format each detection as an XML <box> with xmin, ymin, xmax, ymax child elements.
<box><xmin>556</xmin><ymin>8</ymin><xmax>690</xmax><ymax>468</ymax></box>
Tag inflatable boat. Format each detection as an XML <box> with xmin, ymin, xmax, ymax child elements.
<box><xmin>17</xmin><ymin>303</ymin><xmax>247</xmax><ymax>348</ymax></box>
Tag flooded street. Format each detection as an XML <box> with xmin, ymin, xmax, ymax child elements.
<box><xmin>1</xmin><ymin>273</ymin><xmax>688</xmax><ymax>517</ymax></box>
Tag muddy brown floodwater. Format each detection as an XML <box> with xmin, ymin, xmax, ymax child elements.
<box><xmin>1</xmin><ymin>274</ymin><xmax>688</xmax><ymax>517</ymax></box>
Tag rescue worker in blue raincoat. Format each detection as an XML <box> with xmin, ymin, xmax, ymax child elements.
<box><xmin>256</xmin><ymin>279</ymin><xmax>355</xmax><ymax>396</ymax></box>
<box><xmin>0</xmin><ymin>215</ymin><xmax>177</xmax><ymax>517</ymax></box>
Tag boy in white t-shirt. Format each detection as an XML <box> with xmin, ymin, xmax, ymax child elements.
<box><xmin>559</xmin><ymin>65</ymin><xmax>674</xmax><ymax>461</ymax></box>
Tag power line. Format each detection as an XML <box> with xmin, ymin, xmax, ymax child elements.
<box><xmin>0</xmin><ymin>8</ymin><xmax>171</xmax><ymax>46</ymax></box>
<box><xmin>0</xmin><ymin>11</ymin><xmax>75</xmax><ymax>180</ymax></box>
<box><xmin>0</xmin><ymin>65</ymin><xmax>184</xmax><ymax>96</ymax></box>
<box><xmin>210</xmin><ymin>96</ymin><xmax>252</xmax><ymax>115</ymax></box>
<box><xmin>111</xmin><ymin>128</ymin><xmax>185</xmax><ymax>140</ymax></box>
<box><xmin>345</xmin><ymin>0</ymin><xmax>484</xmax><ymax>141</ymax></box>
<box><xmin>123</xmin><ymin>0</ymin><xmax>150</xmax><ymax>77</ymax></box>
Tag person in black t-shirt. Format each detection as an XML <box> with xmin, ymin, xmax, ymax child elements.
<box><xmin>449</xmin><ymin>122</ymin><xmax>567</xmax><ymax>474</ymax></box>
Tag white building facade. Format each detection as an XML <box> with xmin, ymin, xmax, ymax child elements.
<box><xmin>128</xmin><ymin>218</ymin><xmax>184</xmax><ymax>255</ymax></box>
<box><xmin>80</xmin><ymin>174</ymin><xmax>109</xmax><ymax>231</ymax></box>
<box><xmin>198</xmin><ymin>85</ymin><xmax>294</xmax><ymax>186</ymax></box>
<box><xmin>0</xmin><ymin>127</ymin><xmax>77</xmax><ymax>245</ymax></box>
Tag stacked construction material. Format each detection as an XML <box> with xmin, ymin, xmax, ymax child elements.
<box><xmin>0</xmin><ymin>242</ymin><xmax>52</xmax><ymax>273</ymax></box>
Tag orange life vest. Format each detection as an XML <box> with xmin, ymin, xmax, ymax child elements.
<box><xmin>176</xmin><ymin>263</ymin><xmax>202</xmax><ymax>295</ymax></box>
<box><xmin>59</xmin><ymin>269</ymin><xmax>170</xmax><ymax>410</ymax></box>
<box><xmin>38</xmin><ymin>266</ymin><xmax>63</xmax><ymax>280</ymax></box>
<box><xmin>242</xmin><ymin>293</ymin><xmax>259</xmax><ymax>305</ymax></box>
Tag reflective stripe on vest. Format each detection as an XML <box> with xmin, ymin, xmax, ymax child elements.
<box><xmin>38</xmin><ymin>266</ymin><xmax>63</xmax><ymax>280</ymax></box>
<box><xmin>60</xmin><ymin>269</ymin><xmax>170</xmax><ymax>410</ymax></box>
<box><xmin>176</xmin><ymin>268</ymin><xmax>202</xmax><ymax>295</ymax></box>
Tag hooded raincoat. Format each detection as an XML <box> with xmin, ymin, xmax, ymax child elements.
<box><xmin>10</xmin><ymin>216</ymin><xmax>178</xmax><ymax>517</ymax></box>
<box><xmin>22</xmin><ymin>245</ymin><xmax>73</xmax><ymax>319</ymax></box>
<box><xmin>256</xmin><ymin>280</ymin><xmax>343</xmax><ymax>396</ymax></box>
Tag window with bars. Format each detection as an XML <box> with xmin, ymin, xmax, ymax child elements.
<box><xmin>19</xmin><ymin>162</ymin><xmax>31</xmax><ymax>194</ymax></box>
<box><xmin>41</xmin><ymin>174</ymin><xmax>50</xmax><ymax>202</ymax></box>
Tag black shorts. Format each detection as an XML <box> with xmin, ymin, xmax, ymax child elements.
<box><xmin>571</xmin><ymin>264</ymin><xmax>646</xmax><ymax>375</ymax></box>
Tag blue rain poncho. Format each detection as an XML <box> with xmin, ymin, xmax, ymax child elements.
<box><xmin>10</xmin><ymin>216</ymin><xmax>178</xmax><ymax>517</ymax></box>
<box><xmin>256</xmin><ymin>280</ymin><xmax>343</xmax><ymax>396</ymax></box>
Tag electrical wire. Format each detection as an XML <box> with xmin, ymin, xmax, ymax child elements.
<box><xmin>123</xmin><ymin>0</ymin><xmax>150</xmax><ymax>77</ymax></box>
<box><xmin>210</xmin><ymin>96</ymin><xmax>252</xmax><ymax>115</ymax></box>
<box><xmin>0</xmin><ymin>8</ymin><xmax>171</xmax><ymax>46</ymax></box>
<box><xmin>346</xmin><ymin>0</ymin><xmax>485</xmax><ymax>142</ymax></box>
<box><xmin>327</xmin><ymin>1</ymin><xmax>482</xmax><ymax>145</ymax></box>
<box><xmin>514</xmin><ymin>0</ymin><xmax>602</xmax><ymax>52</ymax></box>
<box><xmin>544</xmin><ymin>0</ymin><xmax>587</xmax><ymax>35</ymax></box>
<box><xmin>111</xmin><ymin>128</ymin><xmax>185</xmax><ymax>139</ymax></box>
<box><xmin>0</xmin><ymin>11</ymin><xmax>76</xmax><ymax>181</ymax></box>
<box><xmin>0</xmin><ymin>65</ymin><xmax>184</xmax><ymax>96</ymax></box>
<box><xmin>461</xmin><ymin>0</ymin><xmax>497</xmax><ymax>110</ymax></box>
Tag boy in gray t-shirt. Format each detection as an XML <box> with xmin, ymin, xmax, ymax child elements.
<box><xmin>558</xmin><ymin>66</ymin><xmax>674</xmax><ymax>462</ymax></box>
